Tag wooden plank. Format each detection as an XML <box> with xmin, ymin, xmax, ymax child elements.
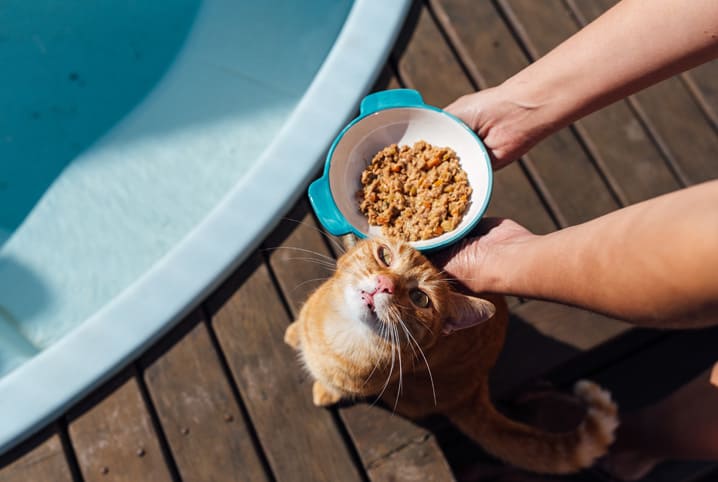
<box><xmin>630</xmin><ymin>76</ymin><xmax>718</xmax><ymax>186</ymax></box>
<box><xmin>67</xmin><ymin>373</ymin><xmax>174</xmax><ymax>482</ymax></box>
<box><xmin>374</xmin><ymin>64</ymin><xmax>402</xmax><ymax>92</ymax></box>
<box><xmin>428</xmin><ymin>0</ymin><xmax>532</xmax><ymax>89</ymax></box>
<box><xmin>521</xmin><ymin>121</ymin><xmax>620</xmax><ymax>225</ymax></box>
<box><xmin>512</xmin><ymin>300</ymin><xmax>630</xmax><ymax>351</ymax></box>
<box><xmin>264</xmin><ymin>202</ymin><xmax>455</xmax><ymax>481</ymax></box>
<box><xmin>0</xmin><ymin>429</ymin><xmax>74</xmax><ymax>482</ymax></box>
<box><xmin>565</xmin><ymin>0</ymin><xmax>613</xmax><ymax>22</ymax></box>
<box><xmin>342</xmin><ymin>405</ymin><xmax>454</xmax><ymax>482</ymax></box>
<box><xmin>570</xmin><ymin>0</ymin><xmax>718</xmax><ymax>145</ymax></box>
<box><xmin>395</xmin><ymin>3</ymin><xmax>474</xmax><ymax>108</ymax></box>
<box><xmin>264</xmin><ymin>200</ymin><xmax>337</xmax><ymax>316</ymax></box>
<box><xmin>206</xmin><ymin>252</ymin><xmax>363</xmax><ymax>482</ymax></box>
<box><xmin>591</xmin><ymin>327</ymin><xmax>718</xmax><ymax>411</ymax></box>
<box><xmin>492</xmin><ymin>301</ymin><xmax>631</xmax><ymax>398</ymax></box>
<box><xmin>585</xmin><ymin>327</ymin><xmax>718</xmax><ymax>482</ymax></box>
<box><xmin>398</xmin><ymin>2</ymin><xmax>557</xmax><ymax>235</ymax></box>
<box><xmin>431</xmin><ymin>0</ymin><xmax>619</xmax><ymax>226</ymax></box>
<box><xmin>141</xmin><ymin>311</ymin><xmax>269</xmax><ymax>482</ymax></box>
<box><xmin>543</xmin><ymin>328</ymin><xmax>666</xmax><ymax>389</ymax></box>
<box><xmin>683</xmin><ymin>62</ymin><xmax>718</xmax><ymax>131</ymax></box>
<box><xmin>491</xmin><ymin>313</ymin><xmax>579</xmax><ymax>398</ymax></box>
<box><xmin>499</xmin><ymin>0</ymin><xmax>681</xmax><ymax>205</ymax></box>
<box><xmin>567</xmin><ymin>0</ymin><xmax>718</xmax><ymax>185</ymax></box>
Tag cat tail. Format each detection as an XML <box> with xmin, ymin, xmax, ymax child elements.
<box><xmin>452</xmin><ymin>380</ymin><xmax>619</xmax><ymax>474</ymax></box>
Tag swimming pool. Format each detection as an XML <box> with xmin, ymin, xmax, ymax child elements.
<box><xmin>0</xmin><ymin>0</ymin><xmax>410</xmax><ymax>453</ymax></box>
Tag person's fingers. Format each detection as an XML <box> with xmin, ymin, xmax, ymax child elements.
<box><xmin>429</xmin><ymin>217</ymin><xmax>507</xmax><ymax>267</ymax></box>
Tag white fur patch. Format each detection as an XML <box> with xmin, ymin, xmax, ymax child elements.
<box><xmin>573</xmin><ymin>380</ymin><xmax>620</xmax><ymax>468</ymax></box>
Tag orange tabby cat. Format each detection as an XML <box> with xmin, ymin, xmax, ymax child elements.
<box><xmin>284</xmin><ymin>237</ymin><xmax>618</xmax><ymax>474</ymax></box>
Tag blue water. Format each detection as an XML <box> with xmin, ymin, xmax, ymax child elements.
<box><xmin>0</xmin><ymin>0</ymin><xmax>353</xmax><ymax>373</ymax></box>
<box><xmin>0</xmin><ymin>0</ymin><xmax>200</xmax><ymax>244</ymax></box>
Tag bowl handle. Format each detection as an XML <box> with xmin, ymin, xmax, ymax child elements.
<box><xmin>308</xmin><ymin>176</ymin><xmax>353</xmax><ymax>236</ymax></box>
<box><xmin>360</xmin><ymin>89</ymin><xmax>425</xmax><ymax>115</ymax></box>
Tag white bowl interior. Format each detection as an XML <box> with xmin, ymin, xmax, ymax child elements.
<box><xmin>328</xmin><ymin>107</ymin><xmax>491</xmax><ymax>249</ymax></box>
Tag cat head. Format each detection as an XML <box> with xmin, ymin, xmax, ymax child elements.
<box><xmin>332</xmin><ymin>237</ymin><xmax>495</xmax><ymax>349</ymax></box>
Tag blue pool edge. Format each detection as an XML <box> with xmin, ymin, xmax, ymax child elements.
<box><xmin>0</xmin><ymin>0</ymin><xmax>411</xmax><ymax>454</ymax></box>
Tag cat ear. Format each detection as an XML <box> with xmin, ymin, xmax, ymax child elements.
<box><xmin>442</xmin><ymin>293</ymin><xmax>496</xmax><ymax>335</ymax></box>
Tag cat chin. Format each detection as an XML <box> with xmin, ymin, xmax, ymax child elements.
<box><xmin>342</xmin><ymin>285</ymin><xmax>395</xmax><ymax>330</ymax></box>
<box><xmin>342</xmin><ymin>286</ymin><xmax>377</xmax><ymax>325</ymax></box>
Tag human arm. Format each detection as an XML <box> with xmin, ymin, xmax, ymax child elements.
<box><xmin>439</xmin><ymin>180</ymin><xmax>718</xmax><ymax>328</ymax></box>
<box><xmin>446</xmin><ymin>0</ymin><xmax>718</xmax><ymax>169</ymax></box>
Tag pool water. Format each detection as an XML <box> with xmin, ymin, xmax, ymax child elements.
<box><xmin>0</xmin><ymin>0</ymin><xmax>200</xmax><ymax>243</ymax></box>
<box><xmin>0</xmin><ymin>0</ymin><xmax>410</xmax><ymax>455</ymax></box>
<box><xmin>0</xmin><ymin>0</ymin><xmax>352</xmax><ymax>372</ymax></box>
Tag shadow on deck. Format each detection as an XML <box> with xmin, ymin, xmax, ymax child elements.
<box><xmin>2</xmin><ymin>0</ymin><xmax>718</xmax><ymax>481</ymax></box>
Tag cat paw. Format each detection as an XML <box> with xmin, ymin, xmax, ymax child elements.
<box><xmin>573</xmin><ymin>380</ymin><xmax>620</xmax><ymax>466</ymax></box>
<box><xmin>284</xmin><ymin>322</ymin><xmax>300</xmax><ymax>349</ymax></box>
<box><xmin>312</xmin><ymin>381</ymin><xmax>343</xmax><ymax>407</ymax></box>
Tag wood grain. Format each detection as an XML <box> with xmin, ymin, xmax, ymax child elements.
<box><xmin>500</xmin><ymin>0</ymin><xmax>681</xmax><ymax>204</ymax></box>
<box><xmin>396</xmin><ymin>3</ymin><xmax>474</xmax><ymax>108</ymax></box>
<box><xmin>567</xmin><ymin>0</ymin><xmax>718</xmax><ymax>185</ymax></box>
<box><xmin>491</xmin><ymin>301</ymin><xmax>630</xmax><ymax>398</ymax></box>
<box><xmin>207</xmin><ymin>252</ymin><xmax>363</xmax><ymax>482</ymax></box>
<box><xmin>142</xmin><ymin>311</ymin><xmax>269</xmax><ymax>482</ymax></box>
<box><xmin>512</xmin><ymin>300</ymin><xmax>630</xmax><ymax>351</ymax></box>
<box><xmin>342</xmin><ymin>405</ymin><xmax>455</xmax><ymax>482</ymax></box>
<box><xmin>0</xmin><ymin>431</ymin><xmax>73</xmax><ymax>482</ymax></box>
<box><xmin>68</xmin><ymin>375</ymin><xmax>173</xmax><ymax>482</ymax></box>
<box><xmin>684</xmin><ymin>64</ymin><xmax>718</xmax><ymax>132</ymax></box>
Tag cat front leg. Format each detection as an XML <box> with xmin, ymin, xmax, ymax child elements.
<box><xmin>312</xmin><ymin>380</ymin><xmax>343</xmax><ymax>407</ymax></box>
<box><xmin>284</xmin><ymin>321</ymin><xmax>300</xmax><ymax>349</ymax></box>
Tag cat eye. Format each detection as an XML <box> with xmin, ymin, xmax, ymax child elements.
<box><xmin>377</xmin><ymin>245</ymin><xmax>393</xmax><ymax>266</ymax></box>
<box><xmin>409</xmin><ymin>289</ymin><xmax>430</xmax><ymax>308</ymax></box>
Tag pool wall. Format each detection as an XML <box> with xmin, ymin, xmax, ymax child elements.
<box><xmin>0</xmin><ymin>0</ymin><xmax>410</xmax><ymax>454</ymax></box>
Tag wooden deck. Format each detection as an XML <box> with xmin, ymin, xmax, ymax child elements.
<box><xmin>2</xmin><ymin>1</ymin><xmax>717</xmax><ymax>481</ymax></box>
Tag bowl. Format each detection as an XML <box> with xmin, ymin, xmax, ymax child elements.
<box><xmin>308</xmin><ymin>89</ymin><xmax>492</xmax><ymax>252</ymax></box>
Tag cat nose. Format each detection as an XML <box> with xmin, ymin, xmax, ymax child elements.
<box><xmin>376</xmin><ymin>274</ymin><xmax>394</xmax><ymax>294</ymax></box>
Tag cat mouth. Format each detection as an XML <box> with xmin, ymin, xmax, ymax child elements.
<box><xmin>359</xmin><ymin>294</ymin><xmax>394</xmax><ymax>330</ymax></box>
<box><xmin>344</xmin><ymin>286</ymin><xmax>393</xmax><ymax>334</ymax></box>
<box><xmin>359</xmin><ymin>301</ymin><xmax>381</xmax><ymax>324</ymax></box>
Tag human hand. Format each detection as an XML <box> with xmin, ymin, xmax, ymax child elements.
<box><xmin>431</xmin><ymin>218</ymin><xmax>534</xmax><ymax>293</ymax></box>
<box><xmin>445</xmin><ymin>86</ymin><xmax>548</xmax><ymax>170</ymax></box>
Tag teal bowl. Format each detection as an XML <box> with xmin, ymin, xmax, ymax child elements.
<box><xmin>308</xmin><ymin>89</ymin><xmax>493</xmax><ymax>252</ymax></box>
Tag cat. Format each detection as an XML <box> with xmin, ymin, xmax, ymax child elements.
<box><xmin>284</xmin><ymin>237</ymin><xmax>618</xmax><ymax>474</ymax></box>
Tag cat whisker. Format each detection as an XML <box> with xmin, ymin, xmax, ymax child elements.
<box><xmin>439</xmin><ymin>274</ymin><xmax>487</xmax><ymax>285</ymax></box>
<box><xmin>371</xmin><ymin>320</ymin><xmax>397</xmax><ymax>408</ymax></box>
<box><xmin>398</xmin><ymin>318</ymin><xmax>437</xmax><ymax>407</ymax></box>
<box><xmin>279</xmin><ymin>217</ymin><xmax>347</xmax><ymax>255</ymax></box>
<box><xmin>284</xmin><ymin>257</ymin><xmax>337</xmax><ymax>271</ymax></box>
<box><xmin>392</xmin><ymin>323</ymin><xmax>404</xmax><ymax>414</ymax></box>
<box><xmin>263</xmin><ymin>246</ymin><xmax>338</xmax><ymax>265</ymax></box>
<box><xmin>388</xmin><ymin>307</ymin><xmax>419</xmax><ymax>363</ymax></box>
<box><xmin>362</xmin><ymin>357</ymin><xmax>382</xmax><ymax>388</ymax></box>
<box><xmin>413</xmin><ymin>318</ymin><xmax>435</xmax><ymax>335</ymax></box>
<box><xmin>362</xmin><ymin>323</ymin><xmax>391</xmax><ymax>388</ymax></box>
<box><xmin>395</xmin><ymin>317</ymin><xmax>419</xmax><ymax>363</ymax></box>
<box><xmin>390</xmin><ymin>303</ymin><xmax>435</xmax><ymax>336</ymax></box>
<box><xmin>292</xmin><ymin>277</ymin><xmax>332</xmax><ymax>292</ymax></box>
